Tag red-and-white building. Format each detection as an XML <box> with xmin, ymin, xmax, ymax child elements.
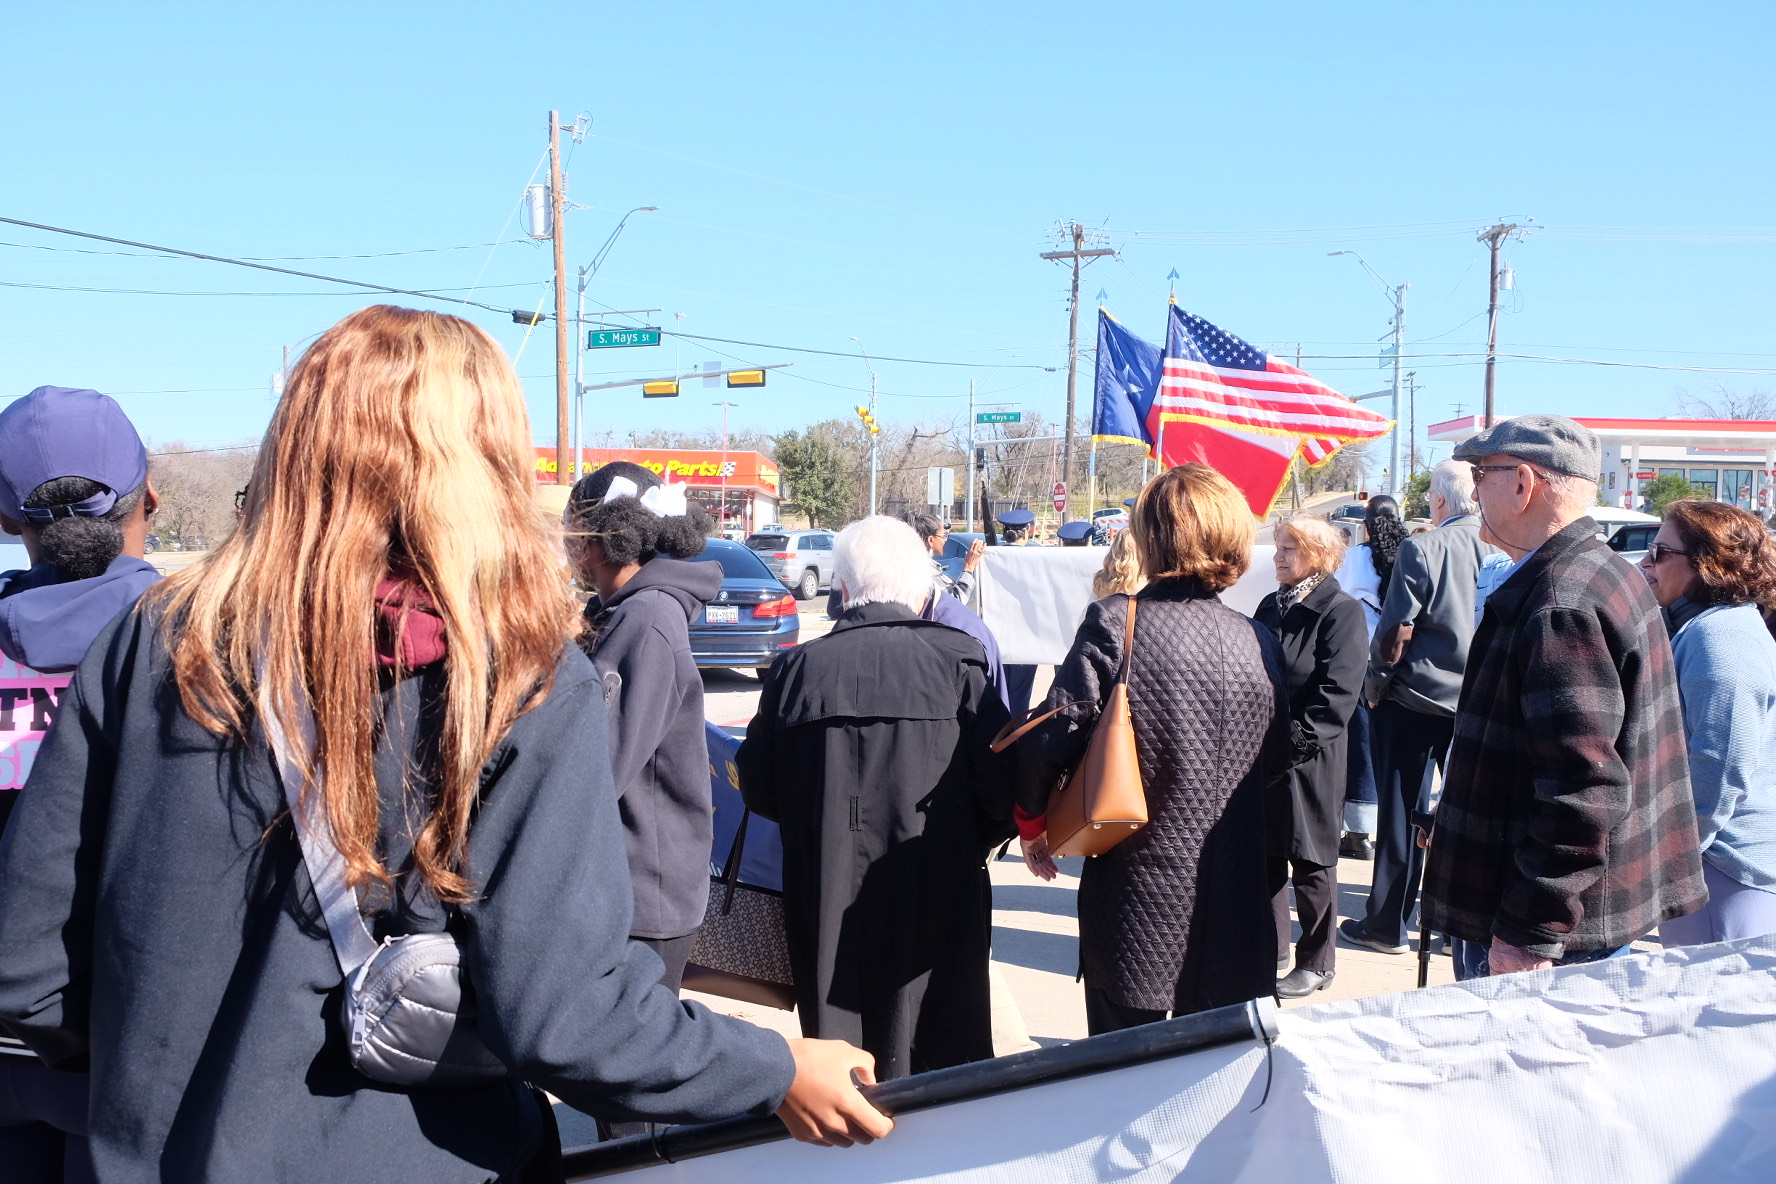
<box><xmin>1428</xmin><ymin>416</ymin><xmax>1776</xmax><ymax>512</ymax></box>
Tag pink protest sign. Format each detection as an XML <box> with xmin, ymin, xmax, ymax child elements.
<box><xmin>0</xmin><ymin>655</ymin><xmax>69</xmax><ymax>790</ymax></box>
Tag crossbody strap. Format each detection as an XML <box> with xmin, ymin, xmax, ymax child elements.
<box><xmin>262</xmin><ymin>697</ymin><xmax>382</xmax><ymax>975</ymax></box>
<box><xmin>989</xmin><ymin>595</ymin><xmax>1138</xmax><ymax>753</ymax></box>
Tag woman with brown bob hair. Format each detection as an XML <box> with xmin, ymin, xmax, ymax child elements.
<box><xmin>1639</xmin><ymin>498</ymin><xmax>1776</xmax><ymax>945</ymax></box>
<box><xmin>1253</xmin><ymin>516</ymin><xmax>1367</xmax><ymax>998</ymax></box>
<box><xmin>1013</xmin><ymin>464</ymin><xmax>1289</xmax><ymax>1033</ymax></box>
<box><xmin>0</xmin><ymin>306</ymin><xmax>889</xmax><ymax>1182</ymax></box>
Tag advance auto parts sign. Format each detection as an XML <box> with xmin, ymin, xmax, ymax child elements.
<box><xmin>0</xmin><ymin>655</ymin><xmax>68</xmax><ymax>789</ymax></box>
<box><xmin>534</xmin><ymin>448</ymin><xmax>780</xmax><ymax>495</ymax></box>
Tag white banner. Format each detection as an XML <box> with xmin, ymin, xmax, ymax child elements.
<box><xmin>600</xmin><ymin>938</ymin><xmax>1776</xmax><ymax>1183</ymax></box>
<box><xmin>978</xmin><ymin>545</ymin><xmax>1279</xmax><ymax>665</ymax></box>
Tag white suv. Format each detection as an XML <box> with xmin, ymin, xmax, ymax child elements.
<box><xmin>744</xmin><ymin>530</ymin><xmax>836</xmax><ymax>599</ymax></box>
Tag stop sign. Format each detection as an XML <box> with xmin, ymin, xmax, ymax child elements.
<box><xmin>1052</xmin><ymin>481</ymin><xmax>1067</xmax><ymax>515</ymax></box>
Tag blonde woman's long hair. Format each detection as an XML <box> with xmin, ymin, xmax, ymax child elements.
<box><xmin>1093</xmin><ymin>529</ymin><xmax>1147</xmax><ymax>599</ymax></box>
<box><xmin>148</xmin><ymin>305</ymin><xmax>580</xmax><ymax>902</ymax></box>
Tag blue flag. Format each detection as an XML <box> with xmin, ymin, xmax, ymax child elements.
<box><xmin>1093</xmin><ymin>309</ymin><xmax>1162</xmax><ymax>448</ymax></box>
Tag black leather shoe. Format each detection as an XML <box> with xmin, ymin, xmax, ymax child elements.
<box><xmin>1339</xmin><ymin>832</ymin><xmax>1376</xmax><ymax>860</ymax></box>
<box><xmin>1275</xmin><ymin>967</ymin><xmax>1335</xmax><ymax>998</ymax></box>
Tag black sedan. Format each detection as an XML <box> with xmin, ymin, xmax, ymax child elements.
<box><xmin>688</xmin><ymin>538</ymin><xmax>801</xmax><ymax>672</ymax></box>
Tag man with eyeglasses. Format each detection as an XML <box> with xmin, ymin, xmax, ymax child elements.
<box><xmin>1420</xmin><ymin>415</ymin><xmax>1705</xmax><ymax>979</ymax></box>
<box><xmin>1339</xmin><ymin>459</ymin><xmax>1499</xmax><ymax>958</ymax></box>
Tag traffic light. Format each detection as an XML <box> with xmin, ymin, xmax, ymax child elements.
<box><xmin>642</xmin><ymin>380</ymin><xmax>680</xmax><ymax>398</ymax></box>
<box><xmin>854</xmin><ymin>404</ymin><xmax>879</xmax><ymax>435</ymax></box>
<box><xmin>726</xmin><ymin>369</ymin><xmax>766</xmax><ymax>388</ymax></box>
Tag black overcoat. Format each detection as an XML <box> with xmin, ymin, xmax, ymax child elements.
<box><xmin>1253</xmin><ymin>576</ymin><xmax>1369</xmax><ymax>867</ymax></box>
<box><xmin>737</xmin><ymin>602</ymin><xmax>1014</xmax><ymax>1080</ymax></box>
<box><xmin>1017</xmin><ymin>582</ymin><xmax>1291</xmax><ymax>1015</ymax></box>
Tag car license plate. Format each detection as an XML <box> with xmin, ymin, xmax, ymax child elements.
<box><xmin>705</xmin><ymin>605</ymin><xmax>740</xmax><ymax>624</ymax></box>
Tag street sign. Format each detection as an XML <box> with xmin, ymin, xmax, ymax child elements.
<box><xmin>588</xmin><ymin>327</ymin><xmax>662</xmax><ymax>349</ymax></box>
<box><xmin>977</xmin><ymin>411</ymin><xmax>1022</xmax><ymax>424</ymax></box>
<box><xmin>1052</xmin><ymin>481</ymin><xmax>1067</xmax><ymax>515</ymax></box>
<box><xmin>927</xmin><ymin>467</ymin><xmax>955</xmax><ymax>508</ymax></box>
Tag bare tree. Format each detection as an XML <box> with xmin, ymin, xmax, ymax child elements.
<box><xmin>1674</xmin><ymin>380</ymin><xmax>1776</xmax><ymax>420</ymax></box>
<box><xmin>148</xmin><ymin>443</ymin><xmax>257</xmax><ymax>549</ymax></box>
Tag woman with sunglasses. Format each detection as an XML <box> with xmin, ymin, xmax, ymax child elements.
<box><xmin>1640</xmin><ymin>499</ymin><xmax>1776</xmax><ymax>944</ymax></box>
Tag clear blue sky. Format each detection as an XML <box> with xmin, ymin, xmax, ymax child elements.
<box><xmin>4</xmin><ymin>1</ymin><xmax>1773</xmax><ymax>477</ymax></box>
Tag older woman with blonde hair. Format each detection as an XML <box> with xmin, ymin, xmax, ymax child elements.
<box><xmin>1092</xmin><ymin>528</ymin><xmax>1147</xmax><ymax>599</ymax></box>
<box><xmin>0</xmin><ymin>306</ymin><xmax>890</xmax><ymax>1182</ymax></box>
<box><xmin>1013</xmin><ymin>465</ymin><xmax>1289</xmax><ymax>1033</ymax></box>
<box><xmin>1254</xmin><ymin>515</ymin><xmax>1368</xmax><ymax>997</ymax></box>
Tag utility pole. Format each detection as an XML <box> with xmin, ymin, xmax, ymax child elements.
<box><xmin>1405</xmin><ymin>371</ymin><xmax>1418</xmax><ymax>476</ymax></box>
<box><xmin>714</xmin><ymin>401</ymin><xmax>737</xmax><ymax>531</ymax></box>
<box><xmin>850</xmin><ymin>338</ymin><xmax>879</xmax><ymax>513</ymax></box>
<box><xmin>1039</xmin><ymin>223</ymin><xmax>1115</xmax><ymax>507</ymax></box>
<box><xmin>1478</xmin><ymin>221</ymin><xmax>1526</xmax><ymax>427</ymax></box>
<box><xmin>966</xmin><ymin>379</ymin><xmax>977</xmax><ymax>532</ymax></box>
<box><xmin>549</xmin><ymin>111</ymin><xmax>571</xmax><ymax>484</ymax></box>
<box><xmin>1388</xmin><ymin>284</ymin><xmax>1406</xmax><ymax>493</ymax></box>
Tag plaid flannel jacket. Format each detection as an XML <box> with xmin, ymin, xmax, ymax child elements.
<box><xmin>1421</xmin><ymin>518</ymin><xmax>1706</xmax><ymax>958</ymax></box>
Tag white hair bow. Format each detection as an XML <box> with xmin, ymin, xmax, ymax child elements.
<box><xmin>601</xmin><ymin>475</ymin><xmax>689</xmax><ymax>518</ymax></box>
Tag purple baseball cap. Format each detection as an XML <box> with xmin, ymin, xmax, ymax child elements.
<box><xmin>0</xmin><ymin>386</ymin><xmax>149</xmax><ymax>525</ymax></box>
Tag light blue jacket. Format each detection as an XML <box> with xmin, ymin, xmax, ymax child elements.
<box><xmin>1671</xmin><ymin>602</ymin><xmax>1776</xmax><ymax>889</ymax></box>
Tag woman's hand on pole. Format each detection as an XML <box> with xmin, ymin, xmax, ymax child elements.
<box><xmin>777</xmin><ymin>1039</ymin><xmax>895</xmax><ymax>1147</ymax></box>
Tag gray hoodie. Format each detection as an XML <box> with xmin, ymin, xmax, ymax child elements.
<box><xmin>583</xmin><ymin>556</ymin><xmax>723</xmax><ymax>939</ymax></box>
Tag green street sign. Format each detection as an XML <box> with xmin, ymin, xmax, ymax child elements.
<box><xmin>588</xmin><ymin>327</ymin><xmax>662</xmax><ymax>349</ymax></box>
<box><xmin>976</xmin><ymin>411</ymin><xmax>1022</xmax><ymax>424</ymax></box>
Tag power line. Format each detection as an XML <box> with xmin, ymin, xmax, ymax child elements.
<box><xmin>0</xmin><ymin>280</ymin><xmax>539</xmax><ymax>298</ymax></box>
<box><xmin>0</xmin><ymin>215</ymin><xmax>522</xmax><ymax>317</ymax></box>
<box><xmin>0</xmin><ymin>215</ymin><xmax>1059</xmax><ymax>372</ymax></box>
<box><xmin>0</xmin><ymin>239</ymin><xmax>528</xmax><ymax>261</ymax></box>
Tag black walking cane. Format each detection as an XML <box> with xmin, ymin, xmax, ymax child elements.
<box><xmin>1412</xmin><ymin>808</ymin><xmax>1436</xmax><ymax>988</ymax></box>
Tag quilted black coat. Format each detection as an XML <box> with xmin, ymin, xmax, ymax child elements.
<box><xmin>1019</xmin><ymin>581</ymin><xmax>1290</xmax><ymax>1014</ymax></box>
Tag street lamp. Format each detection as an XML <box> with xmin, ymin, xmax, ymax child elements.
<box><xmin>849</xmin><ymin>336</ymin><xmax>879</xmax><ymax>513</ymax></box>
<box><xmin>713</xmin><ymin>400</ymin><xmax>738</xmax><ymax>534</ymax></box>
<box><xmin>1329</xmin><ymin>251</ymin><xmax>1408</xmax><ymax>493</ymax></box>
<box><xmin>572</xmin><ymin>207</ymin><xmax>659</xmax><ymax>479</ymax></box>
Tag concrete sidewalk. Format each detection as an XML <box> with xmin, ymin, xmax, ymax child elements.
<box><xmin>683</xmin><ymin>844</ymin><xmax>1453</xmax><ymax>1046</ymax></box>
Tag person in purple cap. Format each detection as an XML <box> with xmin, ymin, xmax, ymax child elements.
<box><xmin>0</xmin><ymin>385</ymin><xmax>159</xmax><ymax>1182</ymax></box>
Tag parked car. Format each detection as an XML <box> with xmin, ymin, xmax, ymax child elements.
<box><xmin>1605</xmin><ymin>522</ymin><xmax>1657</xmax><ymax>566</ymax></box>
<box><xmin>744</xmin><ymin>528</ymin><xmax>836</xmax><ymax>600</ymax></box>
<box><xmin>688</xmin><ymin>538</ymin><xmax>801</xmax><ymax>672</ymax></box>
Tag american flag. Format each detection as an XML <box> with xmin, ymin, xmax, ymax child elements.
<box><xmin>1158</xmin><ymin>306</ymin><xmax>1391</xmax><ymax>461</ymax></box>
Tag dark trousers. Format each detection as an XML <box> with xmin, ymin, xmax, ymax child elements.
<box><xmin>1362</xmin><ymin>699</ymin><xmax>1453</xmax><ymax>947</ymax></box>
<box><xmin>0</xmin><ymin>1060</ymin><xmax>95</xmax><ymax>1184</ymax></box>
<box><xmin>634</xmin><ymin>932</ymin><xmax>697</xmax><ymax>993</ymax></box>
<box><xmin>1344</xmin><ymin>698</ymin><xmax>1378</xmax><ymax>807</ymax></box>
<box><xmin>1005</xmin><ymin>665</ymin><xmax>1038</xmax><ymax>715</ymax></box>
<box><xmin>1083</xmin><ymin>986</ymin><xmax>1168</xmax><ymax>1036</ymax></box>
<box><xmin>1270</xmin><ymin>857</ymin><xmax>1337</xmax><ymax>973</ymax></box>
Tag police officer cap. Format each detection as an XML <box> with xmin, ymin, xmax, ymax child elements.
<box><xmin>1057</xmin><ymin>520</ymin><xmax>1094</xmax><ymax>541</ymax></box>
<box><xmin>1123</xmin><ymin>497</ymin><xmax>1137</xmax><ymax>508</ymax></box>
<box><xmin>998</xmin><ymin>508</ymin><xmax>1035</xmax><ymax>527</ymax></box>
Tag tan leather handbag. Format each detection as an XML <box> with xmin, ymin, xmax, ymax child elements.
<box><xmin>991</xmin><ymin>596</ymin><xmax>1147</xmax><ymax>857</ymax></box>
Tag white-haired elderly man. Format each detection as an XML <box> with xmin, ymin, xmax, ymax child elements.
<box><xmin>737</xmin><ymin>516</ymin><xmax>1014</xmax><ymax>1082</ymax></box>
<box><xmin>1340</xmin><ymin>460</ymin><xmax>1501</xmax><ymax>958</ymax></box>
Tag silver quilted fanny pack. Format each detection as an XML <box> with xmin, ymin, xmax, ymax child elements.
<box><xmin>264</xmin><ymin>699</ymin><xmax>506</xmax><ymax>1088</ymax></box>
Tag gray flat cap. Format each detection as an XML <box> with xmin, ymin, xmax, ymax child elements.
<box><xmin>1450</xmin><ymin>414</ymin><xmax>1600</xmax><ymax>479</ymax></box>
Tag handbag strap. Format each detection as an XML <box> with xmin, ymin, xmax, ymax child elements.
<box><xmin>988</xmin><ymin>596</ymin><xmax>1138</xmax><ymax>754</ymax></box>
<box><xmin>262</xmin><ymin>696</ymin><xmax>382</xmax><ymax>976</ymax></box>
<box><xmin>716</xmin><ymin>808</ymin><xmax>753</xmax><ymax>913</ymax></box>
